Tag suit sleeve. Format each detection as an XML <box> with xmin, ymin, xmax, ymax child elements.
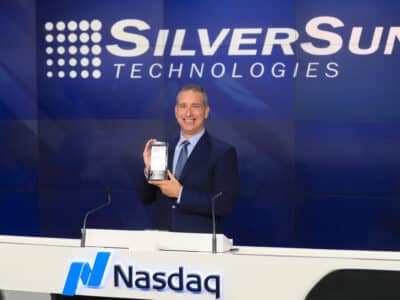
<box><xmin>178</xmin><ymin>146</ymin><xmax>239</xmax><ymax>216</ymax></box>
<box><xmin>135</xmin><ymin>170</ymin><xmax>157</xmax><ymax>205</ymax></box>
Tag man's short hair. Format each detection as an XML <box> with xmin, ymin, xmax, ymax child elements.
<box><xmin>177</xmin><ymin>84</ymin><xmax>209</xmax><ymax>107</ymax></box>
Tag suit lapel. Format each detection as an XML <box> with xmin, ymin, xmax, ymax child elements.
<box><xmin>168</xmin><ymin>137</ymin><xmax>178</xmax><ymax>171</ymax></box>
<box><xmin>179</xmin><ymin>131</ymin><xmax>210</xmax><ymax>182</ymax></box>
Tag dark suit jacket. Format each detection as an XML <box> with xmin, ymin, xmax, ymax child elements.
<box><xmin>137</xmin><ymin>131</ymin><xmax>239</xmax><ymax>233</ymax></box>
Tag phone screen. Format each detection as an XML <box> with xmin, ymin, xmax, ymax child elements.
<box><xmin>150</xmin><ymin>143</ymin><xmax>168</xmax><ymax>171</ymax></box>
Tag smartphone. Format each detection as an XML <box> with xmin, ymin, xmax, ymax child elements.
<box><xmin>149</xmin><ymin>141</ymin><xmax>168</xmax><ymax>180</ymax></box>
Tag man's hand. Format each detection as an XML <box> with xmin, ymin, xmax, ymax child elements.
<box><xmin>143</xmin><ymin>138</ymin><xmax>156</xmax><ymax>176</ymax></box>
<box><xmin>148</xmin><ymin>170</ymin><xmax>182</xmax><ymax>198</ymax></box>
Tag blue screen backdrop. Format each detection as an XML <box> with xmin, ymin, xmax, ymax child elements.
<box><xmin>0</xmin><ymin>0</ymin><xmax>399</xmax><ymax>250</ymax></box>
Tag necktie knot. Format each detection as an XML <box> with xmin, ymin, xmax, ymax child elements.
<box><xmin>182</xmin><ymin>140</ymin><xmax>190</xmax><ymax>147</ymax></box>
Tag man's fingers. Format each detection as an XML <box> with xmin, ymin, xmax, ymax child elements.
<box><xmin>148</xmin><ymin>179</ymin><xmax>167</xmax><ymax>186</ymax></box>
<box><xmin>144</xmin><ymin>138</ymin><xmax>157</xmax><ymax>151</ymax></box>
<box><xmin>167</xmin><ymin>170</ymin><xmax>175</xmax><ymax>180</ymax></box>
<box><xmin>148</xmin><ymin>180</ymin><xmax>160</xmax><ymax>185</ymax></box>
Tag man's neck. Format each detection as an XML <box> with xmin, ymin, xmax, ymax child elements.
<box><xmin>181</xmin><ymin>128</ymin><xmax>206</xmax><ymax>141</ymax></box>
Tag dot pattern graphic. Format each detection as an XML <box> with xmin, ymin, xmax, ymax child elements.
<box><xmin>44</xmin><ymin>19</ymin><xmax>102</xmax><ymax>79</ymax></box>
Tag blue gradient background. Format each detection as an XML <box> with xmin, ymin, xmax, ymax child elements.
<box><xmin>1</xmin><ymin>0</ymin><xmax>400</xmax><ymax>250</ymax></box>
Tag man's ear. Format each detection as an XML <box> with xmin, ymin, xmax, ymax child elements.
<box><xmin>205</xmin><ymin>106</ymin><xmax>210</xmax><ymax>119</ymax></box>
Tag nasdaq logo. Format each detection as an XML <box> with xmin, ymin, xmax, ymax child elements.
<box><xmin>62</xmin><ymin>251</ymin><xmax>111</xmax><ymax>296</ymax></box>
<box><xmin>62</xmin><ymin>251</ymin><xmax>222</xmax><ymax>298</ymax></box>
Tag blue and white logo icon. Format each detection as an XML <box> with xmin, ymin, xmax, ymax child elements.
<box><xmin>63</xmin><ymin>251</ymin><xmax>111</xmax><ymax>296</ymax></box>
<box><xmin>44</xmin><ymin>19</ymin><xmax>103</xmax><ymax>79</ymax></box>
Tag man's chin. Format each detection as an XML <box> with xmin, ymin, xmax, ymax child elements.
<box><xmin>181</xmin><ymin>124</ymin><xmax>196</xmax><ymax>131</ymax></box>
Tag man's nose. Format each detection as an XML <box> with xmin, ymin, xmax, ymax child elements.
<box><xmin>185</xmin><ymin>107</ymin><xmax>193</xmax><ymax>115</ymax></box>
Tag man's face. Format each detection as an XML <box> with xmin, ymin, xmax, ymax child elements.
<box><xmin>175</xmin><ymin>89</ymin><xmax>210</xmax><ymax>138</ymax></box>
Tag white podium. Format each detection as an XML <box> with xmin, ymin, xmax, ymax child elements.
<box><xmin>1</xmin><ymin>229</ymin><xmax>400</xmax><ymax>299</ymax></box>
<box><xmin>84</xmin><ymin>229</ymin><xmax>233</xmax><ymax>252</ymax></box>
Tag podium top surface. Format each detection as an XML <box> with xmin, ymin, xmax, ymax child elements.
<box><xmin>1</xmin><ymin>230</ymin><xmax>400</xmax><ymax>261</ymax></box>
<box><xmin>0</xmin><ymin>235</ymin><xmax>79</xmax><ymax>247</ymax></box>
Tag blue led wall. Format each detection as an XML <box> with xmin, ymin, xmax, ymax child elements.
<box><xmin>1</xmin><ymin>0</ymin><xmax>400</xmax><ymax>250</ymax></box>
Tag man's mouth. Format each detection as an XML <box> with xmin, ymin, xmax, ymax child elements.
<box><xmin>183</xmin><ymin>118</ymin><xmax>195</xmax><ymax>123</ymax></box>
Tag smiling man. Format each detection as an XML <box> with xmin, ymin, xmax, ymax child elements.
<box><xmin>175</xmin><ymin>87</ymin><xmax>210</xmax><ymax>138</ymax></box>
<box><xmin>138</xmin><ymin>84</ymin><xmax>239</xmax><ymax>233</ymax></box>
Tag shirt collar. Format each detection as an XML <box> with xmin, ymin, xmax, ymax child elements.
<box><xmin>178</xmin><ymin>128</ymin><xmax>205</xmax><ymax>147</ymax></box>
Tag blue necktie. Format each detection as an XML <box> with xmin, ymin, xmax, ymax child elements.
<box><xmin>175</xmin><ymin>140</ymin><xmax>189</xmax><ymax>179</ymax></box>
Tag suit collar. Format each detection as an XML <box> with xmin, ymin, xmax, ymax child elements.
<box><xmin>178</xmin><ymin>131</ymin><xmax>210</xmax><ymax>182</ymax></box>
<box><xmin>177</xmin><ymin>128</ymin><xmax>205</xmax><ymax>146</ymax></box>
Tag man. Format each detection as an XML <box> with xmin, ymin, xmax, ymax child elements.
<box><xmin>138</xmin><ymin>84</ymin><xmax>239</xmax><ymax>233</ymax></box>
